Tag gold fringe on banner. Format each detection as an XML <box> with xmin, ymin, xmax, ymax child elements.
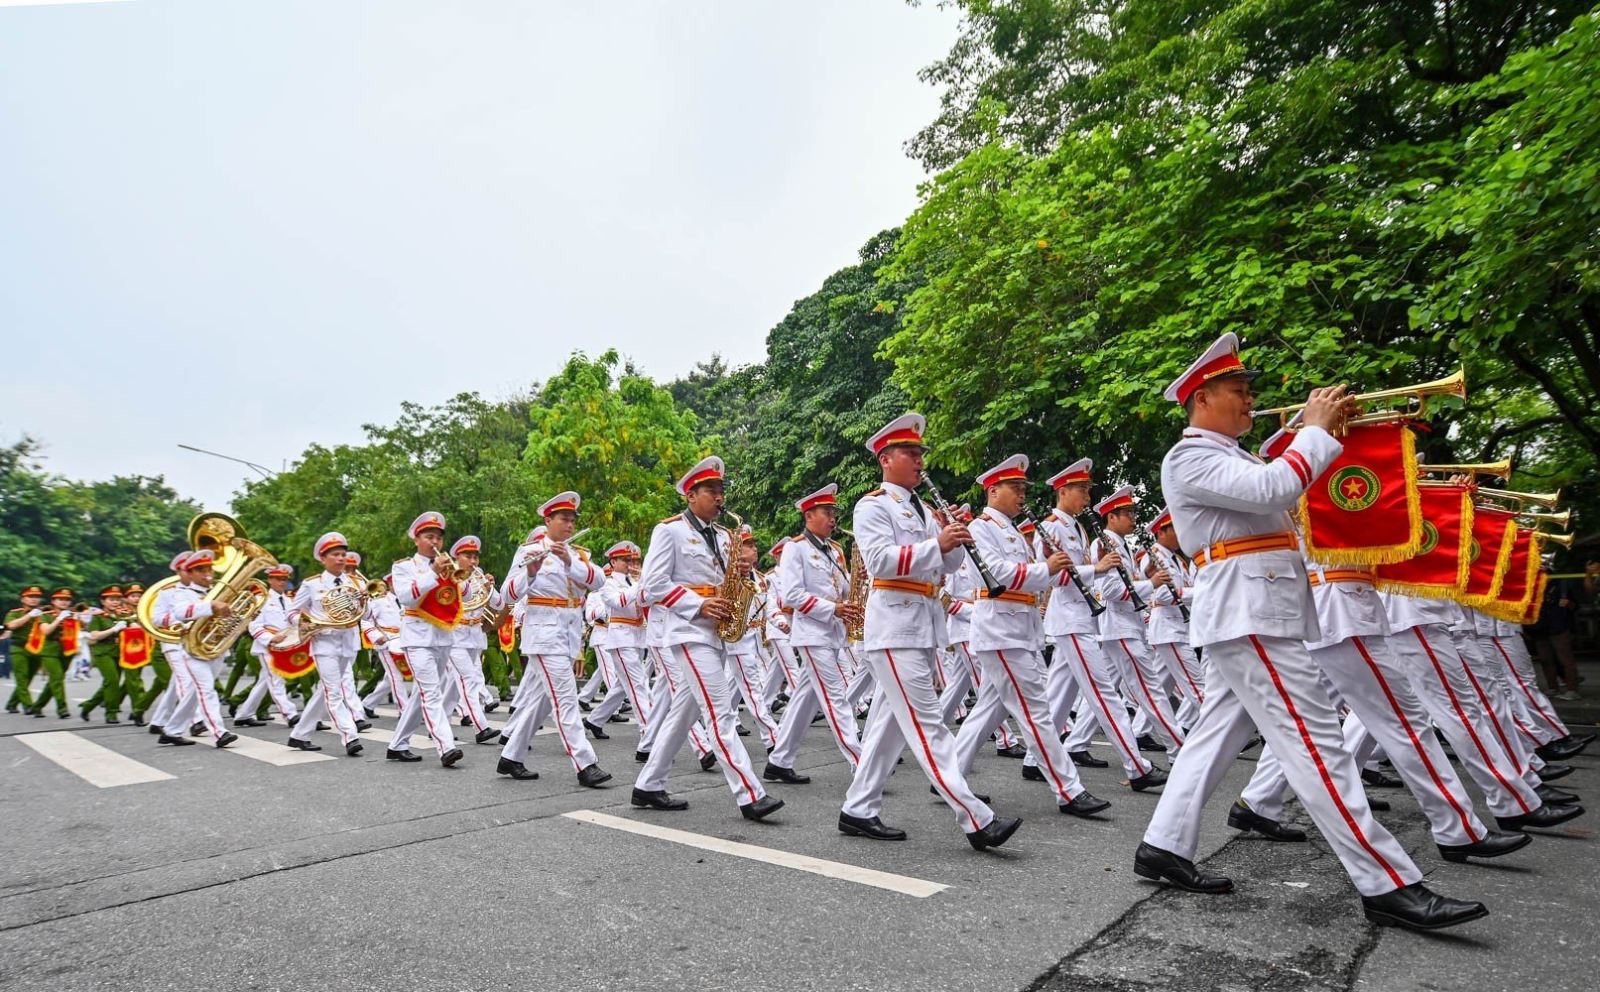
<box><xmin>1300</xmin><ymin>425</ymin><xmax>1423</xmax><ymax>565</ymax></box>
<box><xmin>1375</xmin><ymin>490</ymin><xmax>1475</xmax><ymax>600</ymax></box>
<box><xmin>1459</xmin><ymin>519</ymin><xmax>1518</xmax><ymax>609</ymax></box>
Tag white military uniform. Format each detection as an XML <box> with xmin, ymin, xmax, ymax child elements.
<box><xmin>286</xmin><ymin>571</ymin><xmax>363</xmax><ymax>747</ymax></box>
<box><xmin>594</xmin><ymin>564</ymin><xmax>653</xmax><ymax>737</ymax></box>
<box><xmin>444</xmin><ymin>585</ymin><xmax>501</xmax><ymax>738</ymax></box>
<box><xmin>725</xmin><ymin>569</ymin><xmax>780</xmax><ymax>750</ymax></box>
<box><xmin>637</xmin><ymin>593</ymin><xmax>713</xmax><ymax>762</ymax></box>
<box><xmin>768</xmin><ymin>531</ymin><xmax>862</xmax><ymax>770</ymax></box>
<box><xmin>155</xmin><ymin>581</ymin><xmax>229</xmax><ymax>739</ymax></box>
<box><xmin>1142</xmin><ymin>535</ymin><xmax>1205</xmax><ymax>728</ymax></box>
<box><xmin>359</xmin><ymin>592</ymin><xmax>410</xmax><ymax>709</ymax></box>
<box><xmin>760</xmin><ymin>568</ymin><xmax>804</xmax><ymax>710</ymax></box>
<box><xmin>240</xmin><ymin>584</ymin><xmax>301</xmax><ymax>721</ymax></box>
<box><xmin>389</xmin><ymin>552</ymin><xmax>460</xmax><ymax>757</ymax></box>
<box><xmin>1475</xmin><ymin>607</ymin><xmax>1568</xmax><ymax>745</ymax></box>
<box><xmin>1092</xmin><ymin>524</ymin><xmax>1186</xmax><ymax>757</ymax></box>
<box><xmin>144</xmin><ymin>582</ymin><xmax>184</xmax><ymax>730</ymax></box>
<box><xmin>1143</xmin><ymin>422</ymin><xmax>1422</xmax><ymax>897</ymax></box>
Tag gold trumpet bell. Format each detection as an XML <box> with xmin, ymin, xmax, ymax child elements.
<box><xmin>1523</xmin><ymin>509</ymin><xmax>1572</xmax><ymax>530</ymax></box>
<box><xmin>1538</xmin><ymin>531</ymin><xmax>1576</xmax><ymax>549</ymax></box>
<box><xmin>1417</xmin><ymin>457</ymin><xmax>1514</xmax><ymax>480</ymax></box>
<box><xmin>1479</xmin><ymin>486</ymin><xmax>1563</xmax><ymax>510</ymax></box>
<box><xmin>1256</xmin><ymin>367</ymin><xmax>1467</xmax><ymax>423</ymax></box>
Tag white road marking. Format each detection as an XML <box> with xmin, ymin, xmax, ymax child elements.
<box><xmin>359</xmin><ymin>727</ymin><xmax>436</xmax><ymax>751</ymax></box>
<box><xmin>16</xmin><ymin>731</ymin><xmax>174</xmax><ymax>788</ymax></box>
<box><xmin>563</xmin><ymin>810</ymin><xmax>949</xmax><ymax>898</ymax></box>
<box><xmin>222</xmin><ymin>733</ymin><xmax>336</xmax><ymax>765</ymax></box>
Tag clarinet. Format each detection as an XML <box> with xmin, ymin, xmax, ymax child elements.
<box><xmin>1025</xmin><ymin>510</ymin><xmax>1107</xmax><ymax>617</ymax></box>
<box><xmin>1085</xmin><ymin>517</ymin><xmax>1149</xmax><ymax>613</ymax></box>
<box><xmin>917</xmin><ymin>473</ymin><xmax>1008</xmax><ymax>598</ymax></box>
<box><xmin>1146</xmin><ymin>542</ymin><xmax>1191</xmax><ymax>623</ymax></box>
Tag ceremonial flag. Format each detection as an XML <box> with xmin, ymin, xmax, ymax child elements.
<box><xmin>1459</xmin><ymin>508</ymin><xmax>1517</xmax><ymax>608</ymax></box>
<box><xmin>1374</xmin><ymin>484</ymin><xmax>1472</xmax><ymax>597</ymax></box>
<box><xmin>1299</xmin><ymin>421</ymin><xmax>1422</xmax><ymax>564</ymax></box>
<box><xmin>1521</xmin><ymin>573</ymin><xmax>1549</xmax><ymax>625</ymax></box>
<box><xmin>497</xmin><ymin>612</ymin><xmax>516</xmax><ymax>653</ymax></box>
<box><xmin>118</xmin><ymin>625</ymin><xmax>152</xmax><ymax>669</ymax></box>
<box><xmin>58</xmin><ymin>616</ymin><xmax>81</xmax><ymax>655</ymax></box>
<box><xmin>269</xmin><ymin>643</ymin><xmax>317</xmax><ymax>679</ymax></box>
<box><xmin>1483</xmin><ymin>531</ymin><xmax>1540</xmax><ymax>621</ymax></box>
<box><xmin>23</xmin><ymin>618</ymin><xmax>44</xmax><ymax>654</ymax></box>
<box><xmin>393</xmin><ymin>651</ymin><xmax>414</xmax><ymax>682</ymax></box>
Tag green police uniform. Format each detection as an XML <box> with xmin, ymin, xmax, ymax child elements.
<box><xmin>79</xmin><ymin>595</ymin><xmax>128</xmax><ymax>722</ymax></box>
<box><xmin>28</xmin><ymin>595</ymin><xmax>75</xmax><ymax>718</ymax></box>
<box><xmin>4</xmin><ymin>601</ymin><xmax>45</xmax><ymax>712</ymax></box>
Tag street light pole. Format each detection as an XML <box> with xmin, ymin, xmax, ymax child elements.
<box><xmin>177</xmin><ymin>444</ymin><xmax>277</xmax><ymax>479</ymax></box>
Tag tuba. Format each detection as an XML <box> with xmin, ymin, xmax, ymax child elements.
<box><xmin>840</xmin><ymin>528</ymin><xmax>869</xmax><ymax>643</ymax></box>
<box><xmin>715</xmin><ymin>511</ymin><xmax>757</xmax><ymax>643</ymax></box>
<box><xmin>182</xmin><ymin>536</ymin><xmax>277</xmax><ymax>661</ymax></box>
<box><xmin>138</xmin><ymin>512</ymin><xmax>256</xmax><ymax>644</ymax></box>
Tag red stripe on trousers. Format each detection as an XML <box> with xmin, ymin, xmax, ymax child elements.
<box><xmin>1493</xmin><ymin>637</ymin><xmax>1565</xmax><ymax>736</ymax></box>
<box><xmin>1247</xmin><ymin>635</ymin><xmax>1406</xmax><ymax>889</ymax></box>
<box><xmin>802</xmin><ymin>647</ymin><xmax>860</xmax><ymax>767</ymax></box>
<box><xmin>884</xmin><ymin>649</ymin><xmax>980</xmax><ymax>832</ymax></box>
<box><xmin>728</xmin><ymin>652</ymin><xmax>776</xmax><ymax>741</ymax></box>
<box><xmin>609</xmin><ymin>648</ymin><xmax>652</xmax><ymax>730</ymax></box>
<box><xmin>1119</xmin><ymin>639</ymin><xmax>1185</xmax><ymax>745</ymax></box>
<box><xmin>680</xmin><ymin>646</ymin><xmax>759</xmax><ymax>804</ymax></box>
<box><xmin>995</xmin><ymin>650</ymin><xmax>1075</xmax><ymax>801</ymax></box>
<box><xmin>1453</xmin><ymin>647</ymin><xmax>1524</xmax><ymax>774</ymax></box>
<box><xmin>1167</xmin><ymin>642</ymin><xmax>1204</xmax><ymax>704</ymax></box>
<box><xmin>1067</xmin><ymin>635</ymin><xmax>1147</xmax><ymax>774</ymax></box>
<box><xmin>1411</xmin><ymin>627</ymin><xmax>1531</xmax><ymax>813</ymax></box>
<box><xmin>1351</xmin><ymin>637</ymin><xmax>1480</xmax><ymax>842</ymax></box>
<box><xmin>532</xmin><ymin>654</ymin><xmax>580</xmax><ymax>765</ymax></box>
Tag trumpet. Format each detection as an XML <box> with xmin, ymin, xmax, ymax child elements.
<box><xmin>1254</xmin><ymin>367</ymin><xmax>1466</xmax><ymax>425</ymax></box>
<box><xmin>1479</xmin><ymin>487</ymin><xmax>1562</xmax><ymax>510</ymax></box>
<box><xmin>1520</xmin><ymin>509</ymin><xmax>1571</xmax><ymax>530</ymax></box>
<box><xmin>1417</xmin><ymin>457</ymin><xmax>1513</xmax><ymax>480</ymax></box>
<box><xmin>1537</xmin><ymin>531</ymin><xmax>1576</xmax><ymax>549</ymax></box>
<box><xmin>434</xmin><ymin>549</ymin><xmax>471</xmax><ymax>582</ymax></box>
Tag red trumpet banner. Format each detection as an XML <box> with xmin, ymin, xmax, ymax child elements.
<box><xmin>118</xmin><ymin>626</ymin><xmax>152</xmax><ymax>669</ymax></box>
<box><xmin>269</xmin><ymin>644</ymin><xmax>317</xmax><ymax>679</ymax></box>
<box><xmin>497</xmin><ymin>612</ymin><xmax>517</xmax><ymax>653</ymax></box>
<box><xmin>1520</xmin><ymin>573</ymin><xmax>1549</xmax><ymax>626</ymax></box>
<box><xmin>1459</xmin><ymin>507</ymin><xmax>1517</xmax><ymax>607</ymax></box>
<box><xmin>1483</xmin><ymin>531</ymin><xmax>1540</xmax><ymax>622</ymax></box>
<box><xmin>1299</xmin><ymin>422</ymin><xmax>1423</xmax><ymax>565</ymax></box>
<box><xmin>1374</xmin><ymin>484</ymin><xmax>1472</xmax><ymax>598</ymax></box>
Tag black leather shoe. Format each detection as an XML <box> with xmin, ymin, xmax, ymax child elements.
<box><xmin>607</xmin><ymin>713</ymin><xmax>629</xmax><ymax>723</ymax></box>
<box><xmin>1367</xmin><ymin>796</ymin><xmax>1391</xmax><ymax>812</ymax></box>
<box><xmin>227</xmin><ymin>702</ymin><xmax>238</xmax><ymax>718</ymax></box>
<box><xmin>286</xmin><ymin>738</ymin><xmax>321</xmax><ymax>751</ymax></box>
<box><xmin>387</xmin><ymin>748</ymin><xmax>422</xmax><ymax>763</ymax></box>
<box><xmin>1539</xmin><ymin>763</ymin><xmax>1574</xmax><ymax>782</ymax></box>
<box><xmin>215</xmin><ymin>732</ymin><xmax>238</xmax><ymax>749</ymax></box>
<box><xmin>1227</xmin><ymin>800</ymin><xmax>1306</xmax><ymax>842</ymax></box>
<box><xmin>354</xmin><ymin>720</ymin><xmax>373</xmax><ymax>733</ymax></box>
<box><xmin>740</xmin><ymin>795</ymin><xmax>785</xmax><ymax>821</ymax></box>
<box><xmin>440</xmin><ymin>747</ymin><xmax>464</xmax><ymax>767</ymax></box>
<box><xmin>930</xmin><ymin>785</ymin><xmax>991</xmax><ymax>803</ymax></box>
<box><xmin>315</xmin><ymin>722</ymin><xmax>329</xmax><ymax>732</ymax></box>
<box><xmin>578</xmin><ymin>699</ymin><xmax>592</xmax><ymax>712</ymax></box>
<box><xmin>1060</xmin><ymin>791</ymin><xmax>1111</xmax><ymax>818</ymax></box>
<box><xmin>286</xmin><ymin>714</ymin><xmax>300</xmax><ymax>727</ymax></box>
<box><xmin>190</xmin><ymin>722</ymin><xmax>206</xmax><ymax>736</ymax></box>
<box><xmin>1438</xmin><ymin>831</ymin><xmax>1531</xmax><ymax>863</ymax></box>
<box><xmin>577</xmin><ymin>763</ymin><xmax>613</xmax><ymax>788</ymax></box>
<box><xmin>631</xmin><ymin>788</ymin><xmax>688</xmax><ymax>811</ymax></box>
<box><xmin>484</xmin><ymin>702</ymin><xmax>499</xmax><ymax>714</ymax></box>
<box><xmin>1133</xmin><ymin>842</ymin><xmax>1232</xmax><ymax>893</ymax></box>
<box><xmin>764</xmin><ymin>762</ymin><xmax>811</xmax><ymax>784</ymax></box>
<box><xmin>583</xmin><ymin>719</ymin><xmax>610</xmax><ymax>740</ymax></box>
<box><xmin>1136</xmin><ymin>734</ymin><xmax>1163</xmax><ymax>753</ymax></box>
<box><xmin>233</xmin><ymin>718</ymin><xmax>266</xmax><ymax>728</ymax></box>
<box><xmin>995</xmin><ymin>743</ymin><xmax>1027</xmax><ymax>759</ymax></box>
<box><xmin>967</xmin><ymin>816</ymin><xmax>1023</xmax><ymax>851</ymax></box>
<box><xmin>346</xmin><ymin>740</ymin><xmax>364</xmax><ymax>757</ymax></box>
<box><xmin>838</xmin><ymin>812</ymin><xmax>906</xmax><ymax>840</ymax></box>
<box><xmin>736</xmin><ymin>725</ymin><xmax>751</xmax><ymax>736</ymax></box>
<box><xmin>147</xmin><ymin>725</ymin><xmax>164</xmax><ymax>736</ymax></box>
<box><xmin>363</xmin><ymin>706</ymin><xmax>378</xmax><ymax>719</ymax></box>
<box><xmin>497</xmin><ymin>734</ymin><xmax>509</xmax><ymax>746</ymax></box>
<box><xmin>1069</xmin><ymin>749</ymin><xmax>1109</xmax><ymax>768</ymax></box>
<box><xmin>158</xmin><ymin>734</ymin><xmax>196</xmax><ymax>746</ymax></box>
<box><xmin>1496</xmin><ymin>803</ymin><xmax>1585</xmax><ymax>831</ymax></box>
<box><xmin>1130</xmin><ymin>767</ymin><xmax>1168</xmax><ymax>792</ymax></box>
<box><xmin>1238</xmin><ymin>735</ymin><xmax>1263</xmax><ymax>755</ymax></box>
<box><xmin>79</xmin><ymin>708</ymin><xmax>90</xmax><ymax>721</ymax></box>
<box><xmin>1537</xmin><ymin>734</ymin><xmax>1594</xmax><ymax>762</ymax></box>
<box><xmin>1361</xmin><ymin>768</ymin><xmax>1403</xmax><ymax>789</ymax></box>
<box><xmin>1361</xmin><ymin>883</ymin><xmax>1487</xmax><ymax>931</ymax></box>
<box><xmin>1535</xmin><ymin>783</ymin><xmax>1580</xmax><ymax>805</ymax></box>
<box><xmin>635</xmin><ymin>749</ymin><xmax>650</xmax><ymax>763</ymax></box>
<box><xmin>1021</xmin><ymin>765</ymin><xmax>1046</xmax><ymax>782</ymax></box>
<box><xmin>105</xmin><ymin>716</ymin><xmax>120</xmax><ymax>724</ymax></box>
<box><xmin>699</xmin><ymin>752</ymin><xmax>718</xmax><ymax>772</ymax></box>
<box><xmin>459</xmin><ymin>717</ymin><xmax>472</xmax><ymax>728</ymax></box>
<box><xmin>475</xmin><ymin>727</ymin><xmax>500</xmax><ymax>745</ymax></box>
<box><xmin>496</xmin><ymin>757</ymin><xmax>537</xmax><ymax>779</ymax></box>
<box><xmin>131</xmin><ymin>712</ymin><xmax>145</xmax><ymax>725</ymax></box>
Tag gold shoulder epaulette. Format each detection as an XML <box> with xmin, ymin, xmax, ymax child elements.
<box><xmin>660</xmin><ymin>514</ymin><xmax>682</xmax><ymax>524</ymax></box>
<box><xmin>788</xmin><ymin>534</ymin><xmax>806</xmax><ymax>544</ymax></box>
<box><xmin>864</xmin><ymin>488</ymin><xmax>885</xmax><ymax>497</ymax></box>
<box><xmin>573</xmin><ymin>546</ymin><xmax>591</xmax><ymax>562</ymax></box>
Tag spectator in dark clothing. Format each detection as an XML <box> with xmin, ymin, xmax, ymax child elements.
<box><xmin>1531</xmin><ymin>568</ymin><xmax>1583</xmax><ymax>700</ymax></box>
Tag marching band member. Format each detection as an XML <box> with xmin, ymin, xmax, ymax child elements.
<box><xmin>80</xmin><ymin>586</ymin><xmax>128</xmax><ymax>723</ymax></box>
<box><xmin>338</xmin><ymin>551</ymin><xmax>374</xmax><ymax>732</ymax></box>
<box><xmin>582</xmin><ymin>579</ymin><xmax>616</xmax><ymax>732</ymax></box>
<box><xmin>235</xmin><ymin>564</ymin><xmax>301</xmax><ymax>727</ymax></box>
<box><xmin>839</xmin><ymin>414</ymin><xmax>1019</xmax><ymax>848</ymax></box>
<box><xmin>143</xmin><ymin>563</ymin><xmax>188</xmax><ymax>734</ymax></box>
<box><xmin>25</xmin><ymin>587</ymin><xmax>77</xmax><ymax>718</ymax></box>
<box><xmin>726</xmin><ymin>527</ymin><xmax>781</xmax><ymax>749</ymax></box>
<box><xmin>154</xmin><ymin>552</ymin><xmax>237</xmax><ymax>749</ymax></box>
<box><xmin>496</xmin><ymin>492</ymin><xmax>611</xmax><ymax>787</ymax></box>
<box><xmin>441</xmin><ymin>536</ymin><xmax>501</xmax><ymax>745</ymax></box>
<box><xmin>636</xmin><ymin>573</ymin><xmax>717</xmax><ymax>770</ymax></box>
<box><xmin>631</xmin><ymin>457</ymin><xmax>781</xmax><ymax>820</ymax></box>
<box><xmin>3</xmin><ymin>585</ymin><xmax>48</xmax><ymax>714</ymax></box>
<box><xmin>387</xmin><ymin>512</ymin><xmax>465</xmax><ymax>767</ymax></box>
<box><xmin>284</xmin><ymin>534</ymin><xmax>364</xmax><ymax>756</ymax></box>
<box><xmin>765</xmin><ymin>484</ymin><xmax>864</xmax><ymax>784</ymax></box>
<box><xmin>759</xmin><ymin>539</ymin><xmax>803</xmax><ymax>715</ymax></box>
<box><xmin>358</xmin><ymin>575</ymin><xmax>411</xmax><ymax>713</ymax></box>
<box><xmin>1143</xmin><ymin>508</ymin><xmax>1204</xmax><ymax>730</ymax></box>
<box><xmin>951</xmin><ymin>455</ymin><xmax>1110</xmax><ymax>818</ymax></box>
<box><xmin>591</xmin><ymin>543</ymin><xmax>652</xmax><ymax>745</ymax></box>
<box><xmin>1135</xmin><ymin>332</ymin><xmax>1484</xmax><ymax>932</ymax></box>
<box><xmin>1475</xmin><ymin>606</ymin><xmax>1592</xmax><ymax>763</ymax></box>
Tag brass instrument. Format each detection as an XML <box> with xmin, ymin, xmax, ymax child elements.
<box><xmin>1479</xmin><ymin>487</ymin><xmax>1562</xmax><ymax>509</ymax></box>
<box><xmin>461</xmin><ymin>567</ymin><xmax>494</xmax><ymax>612</ymax></box>
<box><xmin>840</xmin><ymin>528</ymin><xmax>869</xmax><ymax>643</ymax></box>
<box><xmin>715</xmin><ymin>511</ymin><xmax>757</xmax><ymax>643</ymax></box>
<box><xmin>365</xmin><ymin>575</ymin><xmax>390</xmax><ymax>597</ymax></box>
<box><xmin>267</xmin><ymin>567</ymin><xmax>367</xmax><ymax>650</ymax></box>
<box><xmin>1536</xmin><ymin>531</ymin><xmax>1575</xmax><ymax>549</ymax></box>
<box><xmin>1254</xmin><ymin>367</ymin><xmax>1467</xmax><ymax>425</ymax></box>
<box><xmin>183</xmin><ymin>536</ymin><xmax>277</xmax><ymax>661</ymax></box>
<box><xmin>137</xmin><ymin>512</ymin><xmax>256</xmax><ymax>643</ymax></box>
<box><xmin>434</xmin><ymin>549</ymin><xmax>471</xmax><ymax>582</ymax></box>
<box><xmin>1417</xmin><ymin>457</ymin><xmax>1513</xmax><ymax>480</ymax></box>
<box><xmin>1520</xmin><ymin>509</ymin><xmax>1571</xmax><ymax>530</ymax></box>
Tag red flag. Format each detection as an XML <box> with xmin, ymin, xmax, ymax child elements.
<box><xmin>269</xmin><ymin>644</ymin><xmax>318</xmax><ymax>679</ymax></box>
<box><xmin>1299</xmin><ymin>421</ymin><xmax>1422</xmax><ymax>564</ymax></box>
<box><xmin>118</xmin><ymin>626</ymin><xmax>152</xmax><ymax>669</ymax></box>
<box><xmin>23</xmin><ymin>618</ymin><xmax>45</xmax><ymax>654</ymax></box>
<box><xmin>1520</xmin><ymin>573</ymin><xmax>1549</xmax><ymax>625</ymax></box>
<box><xmin>1374</xmin><ymin>484</ymin><xmax>1472</xmax><ymax>597</ymax></box>
<box><xmin>497</xmin><ymin>612</ymin><xmax>516</xmax><ymax>653</ymax></box>
<box><xmin>1483</xmin><ymin>531</ymin><xmax>1540</xmax><ymax>622</ymax></box>
<box><xmin>1459</xmin><ymin>507</ymin><xmax>1518</xmax><ymax>607</ymax></box>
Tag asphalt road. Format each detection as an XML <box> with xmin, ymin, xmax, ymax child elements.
<box><xmin>0</xmin><ymin>673</ymin><xmax>1594</xmax><ymax>992</ymax></box>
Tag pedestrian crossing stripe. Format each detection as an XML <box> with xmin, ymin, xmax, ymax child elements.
<box><xmin>16</xmin><ymin>731</ymin><xmax>174</xmax><ymax>788</ymax></box>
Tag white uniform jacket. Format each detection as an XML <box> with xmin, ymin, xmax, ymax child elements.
<box><xmin>393</xmin><ymin>553</ymin><xmax>457</xmax><ymax>651</ymax></box>
<box><xmin>156</xmin><ymin>583</ymin><xmax>217</xmax><ymax>629</ymax></box>
<box><xmin>1041</xmin><ymin>510</ymin><xmax>1103</xmax><ymax>639</ymax></box>
<box><xmin>248</xmin><ymin>588</ymin><xmax>295</xmax><ymax>657</ymax></box>
<box><xmin>639</xmin><ymin>513</ymin><xmax>735</xmax><ymax>650</ymax></box>
<box><xmin>852</xmin><ymin>482</ymin><xmax>966</xmax><ymax>652</ymax></box>
<box><xmin>1091</xmin><ymin>530</ymin><xmax>1157</xmax><ymax>643</ymax></box>
<box><xmin>585</xmin><ymin>590</ymin><xmax>611</xmax><ymax>651</ymax></box>
<box><xmin>509</xmin><ymin>547</ymin><xmax>603</xmax><ymax>656</ymax></box>
<box><xmin>1160</xmin><ymin>424</ymin><xmax>1343</xmax><ymax>648</ymax></box>
<box><xmin>778</xmin><ymin>532</ymin><xmax>850</xmax><ymax>649</ymax></box>
<box><xmin>968</xmin><ymin>508</ymin><xmax>1062</xmax><ymax>653</ymax></box>
<box><xmin>360</xmin><ymin>593</ymin><xmax>403</xmax><ymax>653</ymax></box>
<box><xmin>289</xmin><ymin>572</ymin><xmax>361</xmax><ymax>655</ymax></box>
<box><xmin>1143</xmin><ymin>545</ymin><xmax>1195</xmax><ymax>646</ymax></box>
<box><xmin>1380</xmin><ymin>589</ymin><xmax>1460</xmax><ymax>634</ymax></box>
<box><xmin>601</xmin><ymin>573</ymin><xmax>646</xmax><ymax>650</ymax></box>
<box><xmin>943</xmin><ymin>557</ymin><xmax>978</xmax><ymax>645</ymax></box>
<box><xmin>1305</xmin><ymin>559</ymin><xmax>1390</xmax><ymax>651</ymax></box>
<box><xmin>763</xmin><ymin>573</ymin><xmax>792</xmax><ymax>644</ymax></box>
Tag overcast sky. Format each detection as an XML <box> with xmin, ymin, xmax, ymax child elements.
<box><xmin>0</xmin><ymin>0</ymin><xmax>959</xmax><ymax>509</ymax></box>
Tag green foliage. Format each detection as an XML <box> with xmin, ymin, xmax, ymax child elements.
<box><xmin>0</xmin><ymin>438</ymin><xmax>199</xmax><ymax>597</ymax></box>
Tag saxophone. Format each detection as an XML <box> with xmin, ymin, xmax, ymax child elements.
<box><xmin>841</xmin><ymin>528</ymin><xmax>869</xmax><ymax>643</ymax></box>
<box><xmin>715</xmin><ymin>511</ymin><xmax>757</xmax><ymax>642</ymax></box>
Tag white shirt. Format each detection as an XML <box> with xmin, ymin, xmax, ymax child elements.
<box><xmin>777</xmin><ymin>532</ymin><xmax>850</xmax><ymax>649</ymax></box>
<box><xmin>1160</xmin><ymin>424</ymin><xmax>1342</xmax><ymax>648</ymax></box>
<box><xmin>968</xmin><ymin>507</ymin><xmax>1061</xmax><ymax>653</ymax></box>
<box><xmin>638</xmin><ymin>512</ymin><xmax>736</xmax><ymax>650</ymax></box>
<box><xmin>508</xmin><ymin>547</ymin><xmax>604</xmax><ymax>656</ymax></box>
<box><xmin>289</xmin><ymin>571</ymin><xmax>361</xmax><ymax>653</ymax></box>
<box><xmin>851</xmin><ymin>482</ymin><xmax>965</xmax><ymax>652</ymax></box>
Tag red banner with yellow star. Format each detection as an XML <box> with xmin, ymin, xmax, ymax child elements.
<box><xmin>497</xmin><ymin>612</ymin><xmax>516</xmax><ymax>653</ymax></box>
<box><xmin>269</xmin><ymin>644</ymin><xmax>318</xmax><ymax>679</ymax></box>
<box><xmin>1299</xmin><ymin>422</ymin><xmax>1423</xmax><ymax>565</ymax></box>
<box><xmin>118</xmin><ymin>625</ymin><xmax>152</xmax><ymax>669</ymax></box>
<box><xmin>1373</xmin><ymin>484</ymin><xmax>1472</xmax><ymax>597</ymax></box>
<box><xmin>1459</xmin><ymin>507</ymin><xmax>1517</xmax><ymax>608</ymax></box>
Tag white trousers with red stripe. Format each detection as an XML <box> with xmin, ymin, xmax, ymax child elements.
<box><xmin>162</xmin><ymin>650</ymin><xmax>228</xmax><ymax>739</ymax></box>
<box><xmin>577</xmin><ymin>662</ymin><xmax>607</xmax><ymax>705</ymax></box>
<box><xmin>1451</xmin><ymin>631</ymin><xmax>1546</xmax><ymax>776</ymax></box>
<box><xmin>589</xmin><ymin>647</ymin><xmax>649</xmax><ymax>731</ymax></box>
<box><xmin>1492</xmin><ymin>634</ymin><xmax>1568</xmax><ymax>744</ymax></box>
<box><xmin>769</xmin><ymin>645</ymin><xmax>861</xmax><ymax>770</ymax></box>
<box><xmin>1103</xmin><ymin>636</ymin><xmax>1185</xmax><ymax>758</ymax></box>
<box><xmin>1390</xmin><ymin>624</ymin><xmax>1542</xmax><ymax>817</ymax></box>
<box><xmin>1238</xmin><ymin>635</ymin><xmax>1487</xmax><ymax>847</ymax></box>
<box><xmin>762</xmin><ymin>641</ymin><xmax>805</xmax><ymax>708</ymax></box>
<box><xmin>727</xmin><ymin>649</ymin><xmax>780</xmax><ymax>750</ymax></box>
<box><xmin>500</xmin><ymin>653</ymin><xmax>597</xmax><ymax>773</ymax></box>
<box><xmin>444</xmin><ymin>648</ymin><xmax>492</xmax><ymax>732</ymax></box>
<box><xmin>1050</xmin><ymin>634</ymin><xmax>1153</xmax><ymax>778</ymax></box>
<box><xmin>289</xmin><ymin>648</ymin><xmax>360</xmax><ymax>746</ymax></box>
<box><xmin>1143</xmin><ymin>633</ymin><xmax>1421</xmax><ymax>897</ymax></box>
<box><xmin>639</xmin><ymin>646</ymin><xmax>710</xmax><ymax>759</ymax></box>
<box><xmin>938</xmin><ymin>642</ymin><xmax>1019</xmax><ymax>749</ymax></box>
<box><xmin>954</xmin><ymin>649</ymin><xmax>1088</xmax><ymax>805</ymax></box>
<box><xmin>1153</xmin><ymin>640</ymin><xmax>1205</xmax><ymax>730</ymax></box>
<box><xmin>392</xmin><ymin>644</ymin><xmax>458</xmax><ymax>753</ymax></box>
<box><xmin>636</xmin><ymin>642</ymin><xmax>767</xmax><ymax>806</ymax></box>
<box><xmin>238</xmin><ymin>648</ymin><xmax>299</xmax><ymax>720</ymax></box>
<box><xmin>842</xmin><ymin>648</ymin><xmax>997</xmax><ymax>834</ymax></box>
<box><xmin>360</xmin><ymin>651</ymin><xmax>412</xmax><ymax>710</ymax></box>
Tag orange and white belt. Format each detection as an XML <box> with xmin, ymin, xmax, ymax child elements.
<box><xmin>681</xmin><ymin>584</ymin><xmax>719</xmax><ymax>597</ymax></box>
<box><xmin>525</xmin><ymin>596</ymin><xmax>581</xmax><ymax>609</ymax></box>
<box><xmin>1309</xmin><ymin>569</ymin><xmax>1376</xmax><ymax>587</ymax></box>
<box><xmin>1193</xmin><ymin>531</ymin><xmax>1298</xmax><ymax>568</ymax></box>
<box><xmin>609</xmin><ymin>616</ymin><xmax>643</xmax><ymax>627</ymax></box>
<box><xmin>979</xmin><ymin>589</ymin><xmax>1039</xmax><ymax>606</ymax></box>
<box><xmin>871</xmin><ymin>578</ymin><xmax>936</xmax><ymax>598</ymax></box>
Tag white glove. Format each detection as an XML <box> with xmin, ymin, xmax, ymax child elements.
<box><xmin>371</xmin><ymin>633</ymin><xmax>388</xmax><ymax>647</ymax></box>
<box><xmin>113</xmin><ymin>621</ymin><xmax>128</xmax><ymax>632</ymax></box>
<box><xmin>26</xmin><ymin>608</ymin><xmax>42</xmax><ymax>618</ymax></box>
